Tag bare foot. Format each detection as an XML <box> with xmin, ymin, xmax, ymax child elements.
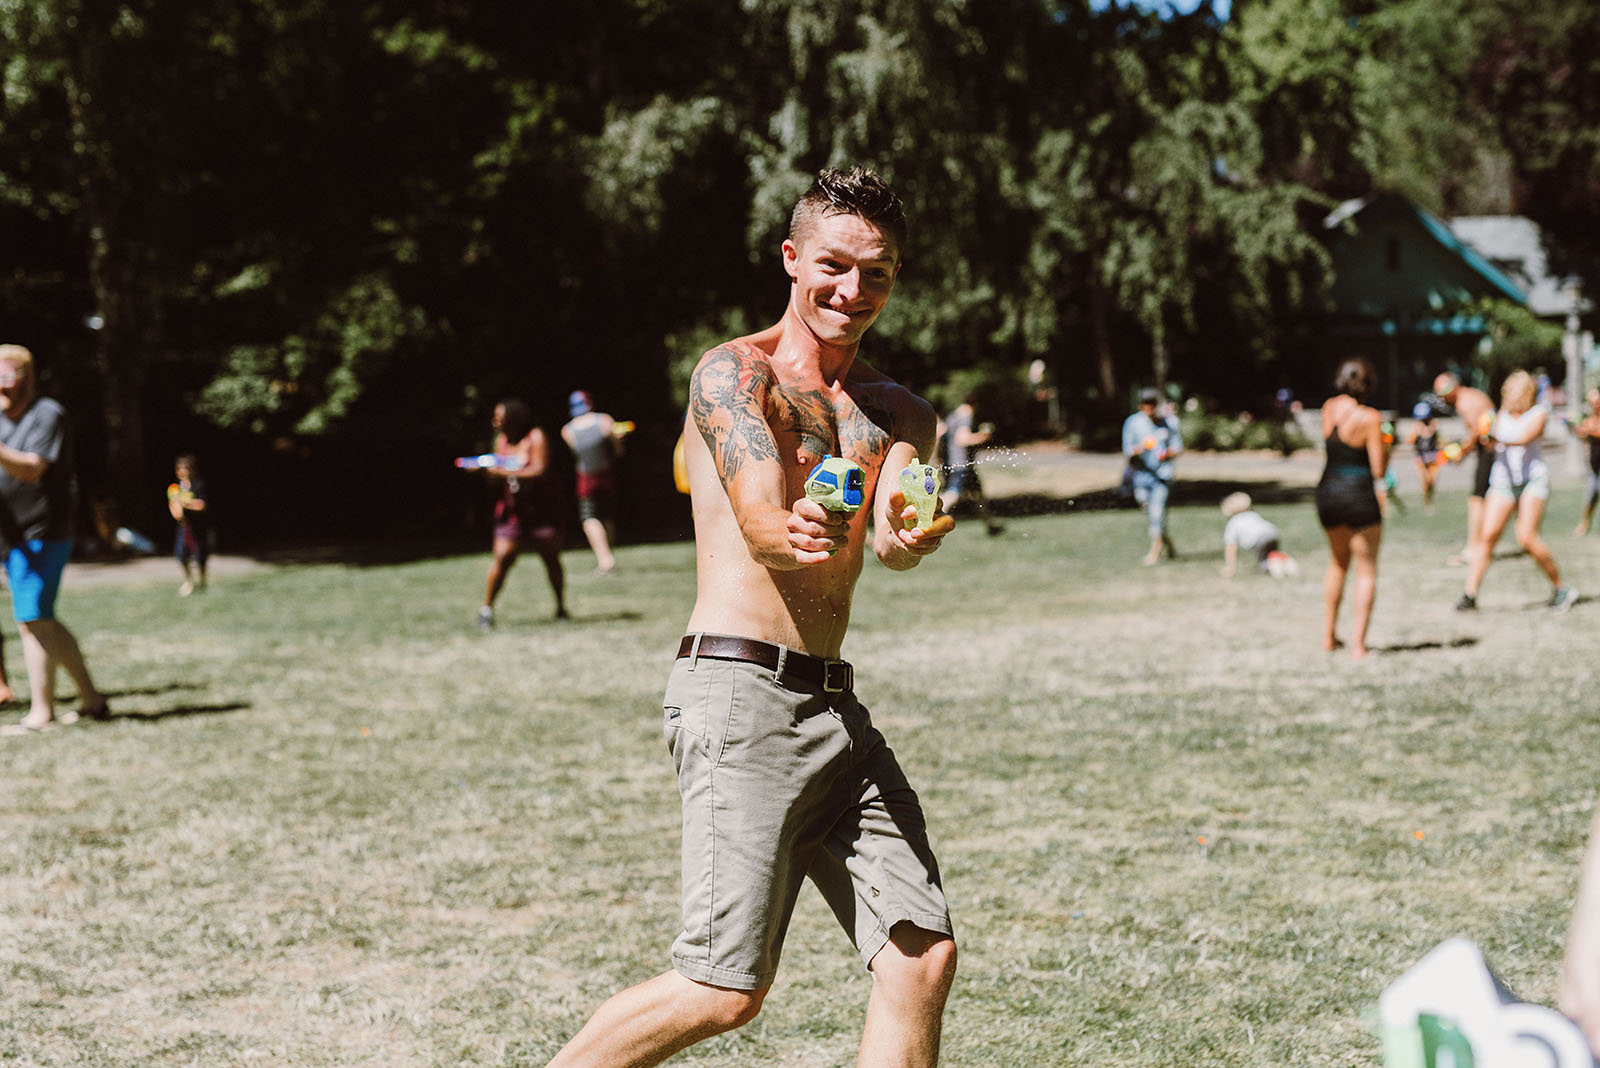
<box><xmin>0</xmin><ymin>685</ymin><xmax>15</xmax><ymax>706</ymax></box>
<box><xmin>18</xmin><ymin>707</ymin><xmax>71</xmax><ymax>731</ymax></box>
<box><xmin>1142</xmin><ymin>551</ymin><xmax>1161</xmax><ymax>567</ymax></box>
<box><xmin>1322</xmin><ymin>637</ymin><xmax>1345</xmax><ymax>652</ymax></box>
<box><xmin>1351</xmin><ymin>646</ymin><xmax>1371</xmax><ymax>661</ymax></box>
<box><xmin>1577</xmin><ymin>522</ymin><xmax>1590</xmax><ymax>536</ymax></box>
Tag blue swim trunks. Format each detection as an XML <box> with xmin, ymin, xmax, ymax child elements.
<box><xmin>7</xmin><ymin>540</ymin><xmax>72</xmax><ymax>623</ymax></box>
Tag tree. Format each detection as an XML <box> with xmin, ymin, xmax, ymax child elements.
<box><xmin>1470</xmin><ymin>0</ymin><xmax>1600</xmax><ymax>286</ymax></box>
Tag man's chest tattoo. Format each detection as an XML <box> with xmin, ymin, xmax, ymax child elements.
<box><xmin>770</xmin><ymin>385</ymin><xmax>894</xmax><ymax>469</ymax></box>
<box><xmin>841</xmin><ymin>393</ymin><xmax>895</xmax><ymax>466</ymax></box>
<box><xmin>771</xmin><ymin>388</ymin><xmax>837</xmax><ymax>458</ymax></box>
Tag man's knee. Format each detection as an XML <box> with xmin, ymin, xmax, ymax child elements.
<box><xmin>873</xmin><ymin>924</ymin><xmax>957</xmax><ymax>995</ymax></box>
<box><xmin>683</xmin><ymin>980</ymin><xmax>767</xmax><ymax>1033</ymax></box>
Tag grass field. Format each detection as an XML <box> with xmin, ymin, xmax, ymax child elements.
<box><xmin>3</xmin><ymin>474</ymin><xmax>1598</xmax><ymax>1067</ymax></box>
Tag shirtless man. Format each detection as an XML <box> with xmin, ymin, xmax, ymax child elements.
<box><xmin>544</xmin><ymin>167</ymin><xmax>958</xmax><ymax>1068</ymax></box>
<box><xmin>1434</xmin><ymin>372</ymin><xmax>1495</xmax><ymax>567</ymax></box>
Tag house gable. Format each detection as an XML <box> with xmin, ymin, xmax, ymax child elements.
<box><xmin>1325</xmin><ymin>193</ymin><xmax>1526</xmax><ymax>325</ymax></box>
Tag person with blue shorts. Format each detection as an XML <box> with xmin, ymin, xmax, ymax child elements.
<box><xmin>0</xmin><ymin>345</ymin><xmax>107</xmax><ymax>732</ymax></box>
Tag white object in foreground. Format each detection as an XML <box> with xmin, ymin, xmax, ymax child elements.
<box><xmin>1378</xmin><ymin>938</ymin><xmax>1595</xmax><ymax>1067</ymax></box>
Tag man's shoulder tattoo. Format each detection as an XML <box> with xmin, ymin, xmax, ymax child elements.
<box><xmin>690</xmin><ymin>344</ymin><xmax>779</xmax><ymax>482</ymax></box>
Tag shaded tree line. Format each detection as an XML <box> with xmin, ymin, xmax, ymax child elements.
<box><xmin>1</xmin><ymin>0</ymin><xmax>1595</xmax><ymax>546</ymax></box>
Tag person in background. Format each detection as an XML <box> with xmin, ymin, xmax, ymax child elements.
<box><xmin>1456</xmin><ymin>369</ymin><xmax>1578</xmax><ymax>613</ymax></box>
<box><xmin>1315</xmin><ymin>357</ymin><xmax>1386</xmax><ymax>659</ymax></box>
<box><xmin>1122</xmin><ymin>388</ymin><xmax>1182</xmax><ymax>566</ymax></box>
<box><xmin>477</xmin><ymin>398</ymin><xmax>567</xmax><ymax>630</ymax></box>
<box><xmin>0</xmin><ymin>344</ymin><xmax>108</xmax><ymax>731</ymax></box>
<box><xmin>1433</xmin><ymin>372</ymin><xmax>1495</xmax><ymax>567</ymax></box>
<box><xmin>1408</xmin><ymin>401</ymin><xmax>1442</xmax><ymax>513</ymax></box>
<box><xmin>168</xmin><ymin>454</ymin><xmax>210</xmax><ymax>596</ymax></box>
<box><xmin>1219</xmin><ymin>491</ymin><xmax>1296</xmax><ymax>578</ymax></box>
<box><xmin>560</xmin><ymin>390</ymin><xmax>630</xmax><ymax>574</ymax></box>
<box><xmin>937</xmin><ymin>392</ymin><xmax>1002</xmax><ymax>535</ymax></box>
<box><xmin>1573</xmin><ymin>388</ymin><xmax>1600</xmax><ymax>536</ymax></box>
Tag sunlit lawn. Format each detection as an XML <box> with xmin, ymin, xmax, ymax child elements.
<box><xmin>2</xmin><ymin>476</ymin><xmax>1597</xmax><ymax>1066</ymax></box>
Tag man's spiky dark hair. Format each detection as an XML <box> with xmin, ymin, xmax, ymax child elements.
<box><xmin>788</xmin><ymin>165</ymin><xmax>907</xmax><ymax>254</ymax></box>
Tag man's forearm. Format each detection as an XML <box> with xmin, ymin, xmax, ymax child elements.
<box><xmin>0</xmin><ymin>444</ymin><xmax>46</xmax><ymax>483</ymax></box>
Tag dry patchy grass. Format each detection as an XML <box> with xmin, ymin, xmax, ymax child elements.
<box><xmin>2</xmin><ymin>479</ymin><xmax>1597</xmax><ymax>1066</ymax></box>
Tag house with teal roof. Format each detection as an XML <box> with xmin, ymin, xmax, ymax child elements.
<box><xmin>1321</xmin><ymin>192</ymin><xmax>1530</xmax><ymax>409</ymax></box>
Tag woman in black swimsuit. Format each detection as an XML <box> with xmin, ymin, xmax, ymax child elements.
<box><xmin>1315</xmin><ymin>358</ymin><xmax>1388</xmax><ymax>659</ymax></box>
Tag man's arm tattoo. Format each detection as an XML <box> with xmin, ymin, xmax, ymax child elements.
<box><xmin>690</xmin><ymin>346</ymin><xmax>780</xmax><ymax>485</ymax></box>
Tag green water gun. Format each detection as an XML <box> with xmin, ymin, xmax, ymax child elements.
<box><xmin>804</xmin><ymin>455</ymin><xmax>866</xmax><ymax>515</ymax></box>
<box><xmin>898</xmin><ymin>458</ymin><xmax>943</xmax><ymax>531</ymax></box>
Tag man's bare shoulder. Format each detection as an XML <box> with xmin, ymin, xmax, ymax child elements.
<box><xmin>846</xmin><ymin>359</ymin><xmax>930</xmax><ymax>413</ymax></box>
<box><xmin>845</xmin><ymin>359</ymin><xmax>936</xmax><ymax>444</ymax></box>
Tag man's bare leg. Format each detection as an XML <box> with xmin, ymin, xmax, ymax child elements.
<box><xmin>581</xmin><ymin>517</ymin><xmax>616</xmax><ymax>573</ymax></box>
<box><xmin>1452</xmin><ymin>494</ymin><xmax>1486</xmax><ymax>564</ymax></box>
<box><xmin>19</xmin><ymin>618</ymin><xmax>102</xmax><ymax>725</ymax></box>
<box><xmin>858</xmin><ymin>925</ymin><xmax>958</xmax><ymax>1068</ymax></box>
<box><xmin>545</xmin><ymin>971</ymin><xmax>765</xmax><ymax>1068</ymax></box>
<box><xmin>0</xmin><ymin>636</ymin><xmax>15</xmax><ymax>705</ymax></box>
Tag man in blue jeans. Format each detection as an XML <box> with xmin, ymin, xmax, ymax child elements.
<box><xmin>0</xmin><ymin>345</ymin><xmax>107</xmax><ymax>732</ymax></box>
<box><xmin>1123</xmin><ymin>388</ymin><xmax>1183</xmax><ymax>565</ymax></box>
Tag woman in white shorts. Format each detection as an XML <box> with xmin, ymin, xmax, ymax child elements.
<box><xmin>1458</xmin><ymin>369</ymin><xmax>1578</xmax><ymax>612</ymax></box>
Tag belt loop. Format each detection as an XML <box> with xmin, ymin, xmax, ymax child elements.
<box><xmin>687</xmin><ymin>632</ymin><xmax>703</xmax><ymax>671</ymax></box>
<box><xmin>773</xmin><ymin>643</ymin><xmax>789</xmax><ymax>684</ymax></box>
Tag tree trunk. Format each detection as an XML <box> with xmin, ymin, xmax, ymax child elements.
<box><xmin>1152</xmin><ymin>326</ymin><xmax>1168</xmax><ymax>393</ymax></box>
<box><xmin>67</xmin><ymin>20</ymin><xmax>152</xmax><ymax>535</ymax></box>
<box><xmin>1087</xmin><ymin>270</ymin><xmax>1119</xmax><ymax>416</ymax></box>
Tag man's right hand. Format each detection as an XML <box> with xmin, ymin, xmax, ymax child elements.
<box><xmin>786</xmin><ymin>497</ymin><xmax>851</xmax><ymax>564</ymax></box>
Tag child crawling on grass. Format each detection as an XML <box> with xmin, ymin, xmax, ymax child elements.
<box><xmin>1220</xmin><ymin>492</ymin><xmax>1298</xmax><ymax>578</ymax></box>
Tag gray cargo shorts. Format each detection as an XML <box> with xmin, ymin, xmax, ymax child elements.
<box><xmin>662</xmin><ymin>645</ymin><xmax>952</xmax><ymax>991</ymax></box>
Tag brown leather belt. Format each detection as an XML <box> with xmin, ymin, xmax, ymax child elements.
<box><xmin>676</xmin><ymin>634</ymin><xmax>854</xmax><ymax>693</ymax></box>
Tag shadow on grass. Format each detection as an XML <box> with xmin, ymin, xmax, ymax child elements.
<box><xmin>494</xmin><ymin>610</ymin><xmax>646</xmax><ymax>630</ymax></box>
<box><xmin>99</xmin><ymin>683</ymin><xmax>201</xmax><ymax>700</ymax></box>
<box><xmin>568</xmin><ymin>610</ymin><xmax>646</xmax><ymax>624</ymax></box>
<box><xmin>989</xmin><ymin>479</ymin><xmax>1315</xmax><ymax>519</ymax></box>
<box><xmin>114</xmin><ymin>701</ymin><xmax>251</xmax><ymax>723</ymax></box>
<box><xmin>247</xmin><ymin>534</ymin><xmax>484</xmax><ymax>567</ymax></box>
<box><xmin>1373</xmin><ymin>637</ymin><xmax>1481</xmax><ymax>655</ymax></box>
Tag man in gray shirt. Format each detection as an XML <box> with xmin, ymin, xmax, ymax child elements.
<box><xmin>0</xmin><ymin>344</ymin><xmax>107</xmax><ymax>732</ymax></box>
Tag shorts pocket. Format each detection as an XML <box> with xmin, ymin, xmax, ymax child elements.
<box><xmin>663</xmin><ymin>660</ymin><xmax>712</xmax><ymax>748</ymax></box>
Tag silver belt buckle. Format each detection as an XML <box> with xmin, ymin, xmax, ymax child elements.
<box><xmin>822</xmin><ymin>660</ymin><xmax>851</xmax><ymax>693</ymax></box>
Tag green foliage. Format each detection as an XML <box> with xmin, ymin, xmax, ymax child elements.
<box><xmin>924</xmin><ymin>362</ymin><xmax>1033</xmax><ymax>439</ymax></box>
<box><xmin>1469</xmin><ymin>0</ymin><xmax>1600</xmax><ymax>282</ymax></box>
<box><xmin>1179</xmin><ymin>405</ymin><xmax>1310</xmax><ymax>452</ymax></box>
<box><xmin>0</xmin><ymin>0</ymin><xmax>1585</xmax><ymax>531</ymax></box>
<box><xmin>1349</xmin><ymin>0</ymin><xmax>1507</xmax><ymax>215</ymax></box>
<box><xmin>196</xmin><ymin>274</ymin><xmax>427</xmax><ymax>436</ymax></box>
<box><xmin>1467</xmin><ymin>297</ymin><xmax>1565</xmax><ymax>391</ymax></box>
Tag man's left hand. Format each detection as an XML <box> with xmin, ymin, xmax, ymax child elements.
<box><xmin>886</xmin><ymin>491</ymin><xmax>954</xmax><ymax>555</ymax></box>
